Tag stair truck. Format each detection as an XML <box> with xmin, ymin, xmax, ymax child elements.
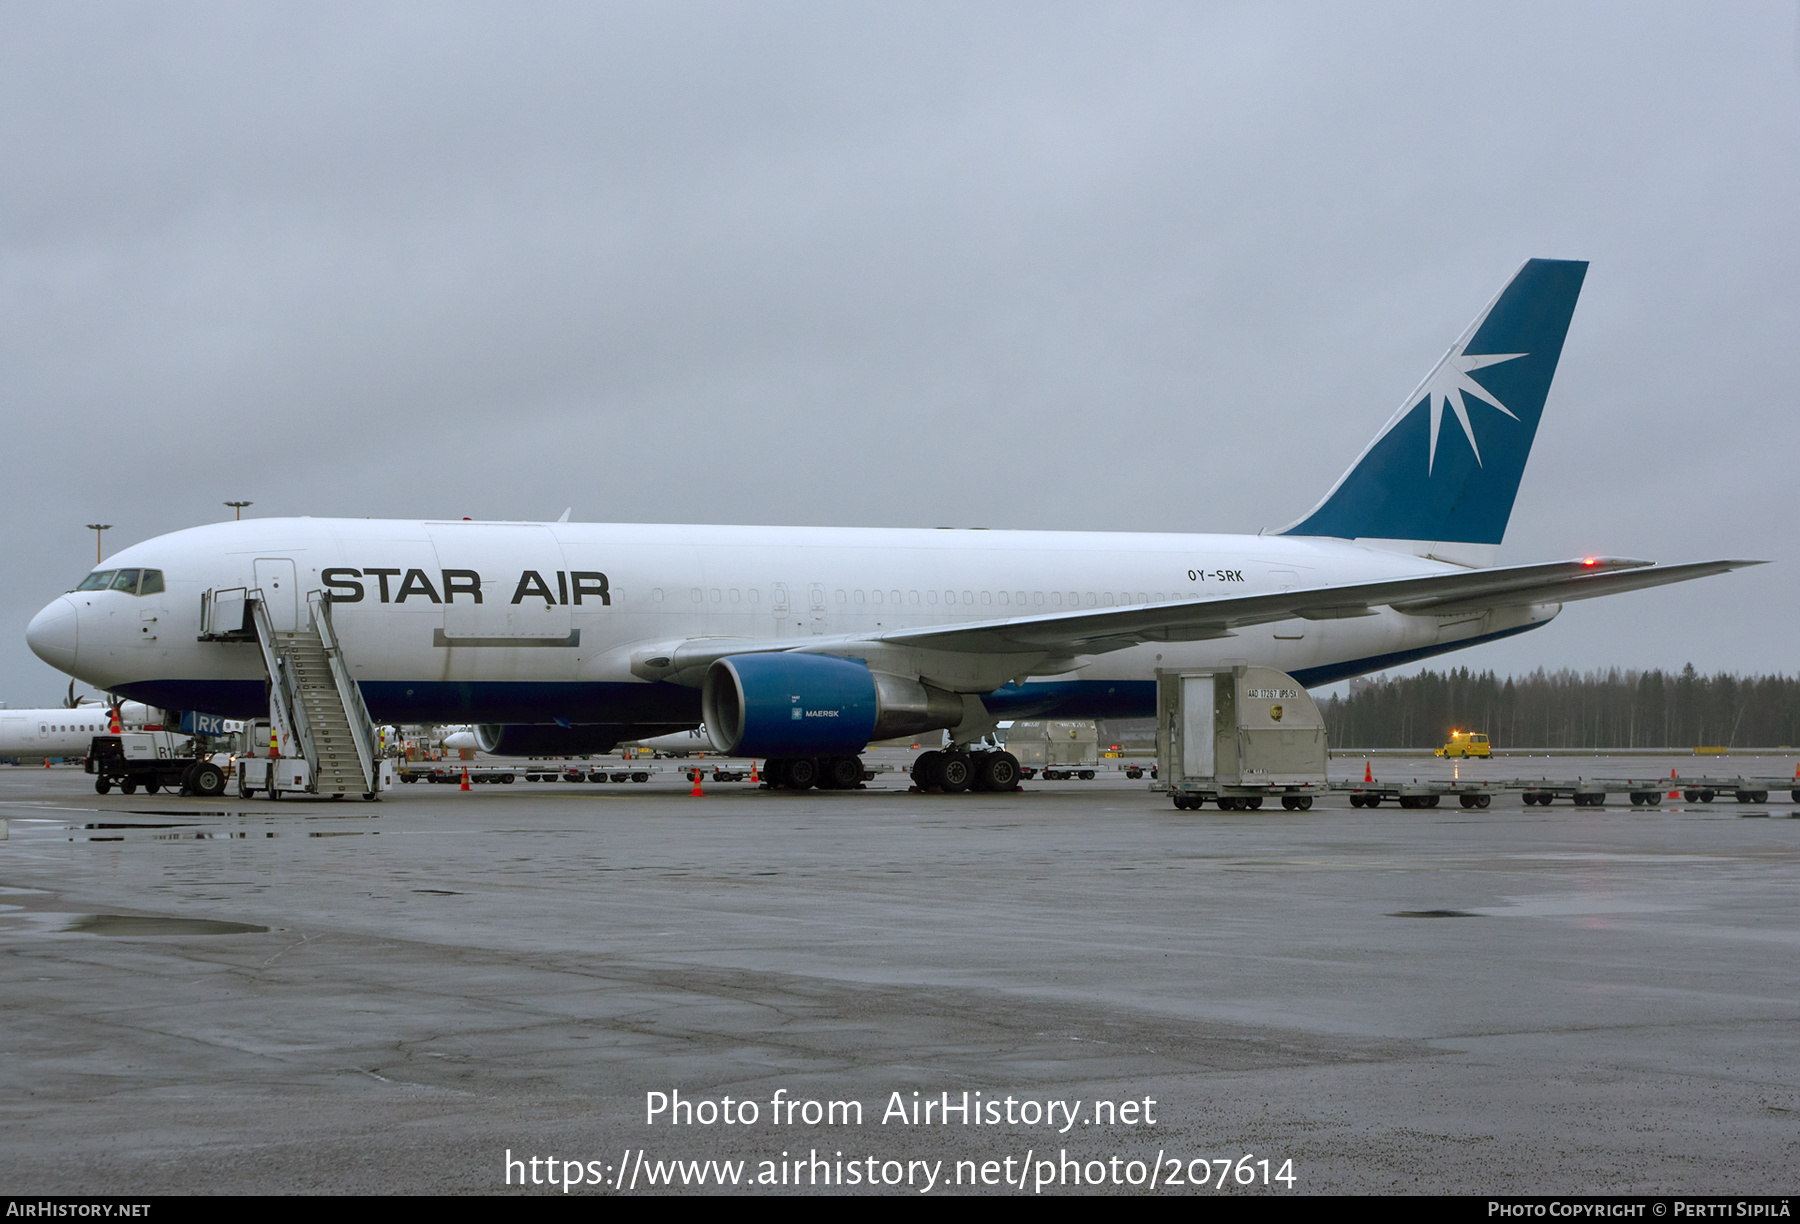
<box><xmin>202</xmin><ymin>587</ymin><xmax>392</xmax><ymax>800</ymax></box>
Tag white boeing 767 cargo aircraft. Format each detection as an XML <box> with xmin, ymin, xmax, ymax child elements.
<box><xmin>27</xmin><ymin>260</ymin><xmax>1754</xmax><ymax>789</ymax></box>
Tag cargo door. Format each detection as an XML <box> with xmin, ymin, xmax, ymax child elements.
<box><xmin>1180</xmin><ymin>676</ymin><xmax>1216</xmax><ymax>779</ymax></box>
<box><xmin>424</xmin><ymin>523</ymin><xmax>573</xmax><ymax>645</ymax></box>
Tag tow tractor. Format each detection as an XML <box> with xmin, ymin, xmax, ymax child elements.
<box><xmin>87</xmin><ymin>730</ymin><xmax>227</xmax><ymax>797</ymax></box>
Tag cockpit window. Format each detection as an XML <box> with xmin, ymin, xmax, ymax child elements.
<box><xmin>73</xmin><ymin>568</ymin><xmax>163</xmax><ymax>595</ymax></box>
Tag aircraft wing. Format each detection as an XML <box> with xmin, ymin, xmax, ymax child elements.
<box><xmin>629</xmin><ymin>556</ymin><xmax>1761</xmax><ymax>681</ymax></box>
<box><xmin>863</xmin><ymin>557</ymin><xmax>1763</xmax><ymax>655</ymax></box>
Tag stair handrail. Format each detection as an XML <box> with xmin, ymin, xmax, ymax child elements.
<box><xmin>309</xmin><ymin>591</ymin><xmax>380</xmax><ymax>795</ymax></box>
<box><xmin>248</xmin><ymin>590</ymin><xmax>317</xmax><ymax>770</ymax></box>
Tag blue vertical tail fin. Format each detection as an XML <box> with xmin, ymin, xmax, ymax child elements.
<box><xmin>1280</xmin><ymin>258</ymin><xmax>1588</xmax><ymax>551</ymax></box>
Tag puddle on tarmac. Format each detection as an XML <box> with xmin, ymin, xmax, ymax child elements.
<box><xmin>65</xmin><ymin>915</ymin><xmax>268</xmax><ymax>936</ymax></box>
<box><xmin>0</xmin><ymin>912</ymin><xmax>270</xmax><ymax>937</ymax></box>
<box><xmin>86</xmin><ymin>822</ymin><xmax>203</xmax><ymax>830</ymax></box>
<box><xmin>1388</xmin><ymin>909</ymin><xmax>1481</xmax><ymax>918</ymax></box>
<box><xmin>66</xmin><ymin>827</ymin><xmax>379</xmax><ymax>841</ymax></box>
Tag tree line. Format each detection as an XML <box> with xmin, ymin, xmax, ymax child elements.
<box><xmin>1322</xmin><ymin>665</ymin><xmax>1800</xmax><ymax>750</ymax></box>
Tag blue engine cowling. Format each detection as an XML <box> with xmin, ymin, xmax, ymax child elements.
<box><xmin>702</xmin><ymin>653</ymin><xmax>880</xmax><ymax>758</ymax></box>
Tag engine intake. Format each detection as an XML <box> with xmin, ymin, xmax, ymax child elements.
<box><xmin>702</xmin><ymin>653</ymin><xmax>963</xmax><ymax>757</ymax></box>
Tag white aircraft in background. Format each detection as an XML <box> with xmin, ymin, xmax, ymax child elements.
<box><xmin>0</xmin><ymin>699</ymin><xmax>154</xmax><ymax>759</ymax></box>
<box><xmin>27</xmin><ymin>260</ymin><xmax>1757</xmax><ymax>790</ymax></box>
<box><xmin>621</xmin><ymin>727</ymin><xmax>713</xmax><ymax>757</ymax></box>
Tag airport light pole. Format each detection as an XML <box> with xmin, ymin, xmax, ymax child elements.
<box><xmin>224</xmin><ymin>500</ymin><xmax>252</xmax><ymax>521</ymax></box>
<box><xmin>85</xmin><ymin>524</ymin><xmax>112</xmax><ymax>564</ymax></box>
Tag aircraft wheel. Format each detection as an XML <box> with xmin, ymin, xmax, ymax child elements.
<box><xmin>911</xmin><ymin>751</ymin><xmax>943</xmax><ymax>789</ymax></box>
<box><xmin>785</xmin><ymin>757</ymin><xmax>818</xmax><ymax>790</ymax></box>
<box><xmin>977</xmin><ymin>752</ymin><xmax>1020</xmax><ymax>791</ymax></box>
<box><xmin>95</xmin><ymin>779</ymin><xmax>111</xmax><ymax>795</ymax></box>
<box><xmin>823</xmin><ymin>755</ymin><xmax>863</xmax><ymax>790</ymax></box>
<box><xmin>938</xmin><ymin>752</ymin><xmax>973</xmax><ymax>794</ymax></box>
<box><xmin>763</xmin><ymin>758</ymin><xmax>791</xmax><ymax>788</ymax></box>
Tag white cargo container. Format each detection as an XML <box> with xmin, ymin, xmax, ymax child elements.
<box><xmin>1155</xmin><ymin>666</ymin><xmax>1328</xmax><ymax>810</ymax></box>
<box><xmin>1005</xmin><ymin>720</ymin><xmax>1099</xmax><ymax>780</ymax></box>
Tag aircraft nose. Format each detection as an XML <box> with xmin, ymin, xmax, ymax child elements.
<box><xmin>27</xmin><ymin>596</ymin><xmax>79</xmax><ymax>673</ymax></box>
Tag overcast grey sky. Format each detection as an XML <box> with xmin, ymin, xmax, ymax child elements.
<box><xmin>2</xmin><ymin>2</ymin><xmax>1795</xmax><ymax>705</ymax></box>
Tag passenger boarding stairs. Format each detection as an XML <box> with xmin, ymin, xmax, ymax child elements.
<box><xmin>204</xmin><ymin>586</ymin><xmax>382</xmax><ymax>797</ymax></box>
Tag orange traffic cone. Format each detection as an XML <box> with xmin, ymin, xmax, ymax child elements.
<box><xmin>748</xmin><ymin>760</ymin><xmax>759</xmax><ymax>783</ymax></box>
<box><xmin>460</xmin><ymin>768</ymin><xmax>471</xmax><ymax>791</ymax></box>
<box><xmin>43</xmin><ymin>756</ymin><xmax>50</xmax><ymax>768</ymax></box>
<box><xmin>1363</xmin><ymin>760</ymin><xmax>1374</xmax><ymax>784</ymax></box>
<box><xmin>1668</xmin><ymin>767</ymin><xmax>1679</xmax><ymax>801</ymax></box>
<box><xmin>690</xmin><ymin>769</ymin><xmax>704</xmax><ymax>797</ymax></box>
<box><xmin>108</xmin><ymin>705</ymin><xmax>121</xmax><ymax>734</ymax></box>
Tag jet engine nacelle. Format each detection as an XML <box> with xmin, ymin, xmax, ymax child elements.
<box><xmin>702</xmin><ymin>653</ymin><xmax>963</xmax><ymax>758</ymax></box>
<box><xmin>474</xmin><ymin>724</ymin><xmax>622</xmax><ymax>756</ymax></box>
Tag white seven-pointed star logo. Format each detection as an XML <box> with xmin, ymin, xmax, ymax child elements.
<box><xmin>1413</xmin><ymin>345</ymin><xmax>1527</xmax><ymax>474</ymax></box>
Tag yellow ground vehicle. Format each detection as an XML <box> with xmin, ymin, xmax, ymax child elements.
<box><xmin>1435</xmin><ymin>731</ymin><xmax>1491</xmax><ymax>759</ymax></box>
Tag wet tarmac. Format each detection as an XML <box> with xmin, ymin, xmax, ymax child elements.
<box><xmin>2</xmin><ymin>759</ymin><xmax>1797</xmax><ymax>1195</ymax></box>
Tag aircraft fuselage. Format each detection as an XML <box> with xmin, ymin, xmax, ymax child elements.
<box><xmin>27</xmin><ymin>517</ymin><xmax>1557</xmax><ymax>730</ymax></box>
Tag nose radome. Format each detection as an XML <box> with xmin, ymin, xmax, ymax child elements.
<box><xmin>26</xmin><ymin>596</ymin><xmax>79</xmax><ymax>673</ymax></box>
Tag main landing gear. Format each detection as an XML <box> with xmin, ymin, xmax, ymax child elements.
<box><xmin>761</xmin><ymin>756</ymin><xmax>871</xmax><ymax>791</ymax></box>
<box><xmin>909</xmin><ymin>749</ymin><xmax>1022</xmax><ymax>794</ymax></box>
